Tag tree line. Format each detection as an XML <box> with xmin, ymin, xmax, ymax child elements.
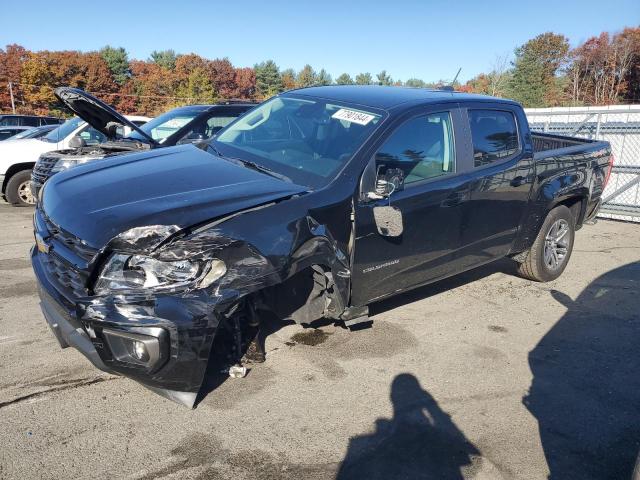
<box><xmin>0</xmin><ymin>26</ymin><xmax>638</xmax><ymax>117</ymax></box>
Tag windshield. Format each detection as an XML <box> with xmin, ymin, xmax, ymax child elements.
<box><xmin>128</xmin><ymin>109</ymin><xmax>201</xmax><ymax>144</ymax></box>
<box><xmin>214</xmin><ymin>96</ymin><xmax>382</xmax><ymax>188</ymax></box>
<box><xmin>43</xmin><ymin>117</ymin><xmax>83</xmax><ymax>143</ymax></box>
<box><xmin>11</xmin><ymin>127</ymin><xmax>39</xmax><ymax>139</ymax></box>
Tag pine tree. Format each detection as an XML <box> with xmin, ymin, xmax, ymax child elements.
<box><xmin>99</xmin><ymin>46</ymin><xmax>130</xmax><ymax>85</ymax></box>
<box><xmin>376</xmin><ymin>70</ymin><xmax>393</xmax><ymax>86</ymax></box>
<box><xmin>317</xmin><ymin>69</ymin><xmax>332</xmax><ymax>86</ymax></box>
<box><xmin>254</xmin><ymin>60</ymin><xmax>283</xmax><ymax>98</ymax></box>
<box><xmin>336</xmin><ymin>73</ymin><xmax>354</xmax><ymax>85</ymax></box>
<box><xmin>297</xmin><ymin>64</ymin><xmax>317</xmax><ymax>87</ymax></box>
<box><xmin>150</xmin><ymin>50</ymin><xmax>177</xmax><ymax>70</ymax></box>
<box><xmin>355</xmin><ymin>72</ymin><xmax>373</xmax><ymax>85</ymax></box>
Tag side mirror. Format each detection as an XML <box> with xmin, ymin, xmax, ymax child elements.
<box><xmin>373</xmin><ymin>205</ymin><xmax>404</xmax><ymax>237</ymax></box>
<box><xmin>68</xmin><ymin>135</ymin><xmax>86</xmax><ymax>148</ymax></box>
<box><xmin>105</xmin><ymin>121</ymin><xmax>121</xmax><ymax>139</ymax></box>
<box><xmin>367</xmin><ymin>166</ymin><xmax>405</xmax><ymax>200</ymax></box>
<box><xmin>177</xmin><ymin>133</ymin><xmax>206</xmax><ymax>145</ymax></box>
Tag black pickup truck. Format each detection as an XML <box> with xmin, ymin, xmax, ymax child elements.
<box><xmin>31</xmin><ymin>86</ymin><xmax>613</xmax><ymax>407</ymax></box>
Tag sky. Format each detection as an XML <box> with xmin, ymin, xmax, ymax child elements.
<box><xmin>2</xmin><ymin>0</ymin><xmax>638</xmax><ymax>83</ymax></box>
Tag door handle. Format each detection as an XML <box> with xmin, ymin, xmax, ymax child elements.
<box><xmin>510</xmin><ymin>176</ymin><xmax>527</xmax><ymax>187</ymax></box>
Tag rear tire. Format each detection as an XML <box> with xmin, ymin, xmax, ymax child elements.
<box><xmin>6</xmin><ymin>170</ymin><xmax>36</xmax><ymax>207</ymax></box>
<box><xmin>517</xmin><ymin>205</ymin><xmax>575</xmax><ymax>282</ymax></box>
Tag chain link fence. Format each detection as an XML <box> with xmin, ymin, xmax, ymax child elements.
<box><xmin>526</xmin><ymin>105</ymin><xmax>640</xmax><ymax>223</ymax></box>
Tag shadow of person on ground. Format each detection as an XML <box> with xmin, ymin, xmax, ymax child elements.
<box><xmin>337</xmin><ymin>373</ymin><xmax>480</xmax><ymax>479</ymax></box>
<box><xmin>524</xmin><ymin>261</ymin><xmax>640</xmax><ymax>480</ymax></box>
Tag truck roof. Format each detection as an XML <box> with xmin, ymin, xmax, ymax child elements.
<box><xmin>168</xmin><ymin>102</ymin><xmax>257</xmax><ymax>114</ymax></box>
<box><xmin>286</xmin><ymin>85</ymin><xmax>517</xmax><ymax>110</ymax></box>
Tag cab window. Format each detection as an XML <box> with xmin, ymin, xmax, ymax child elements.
<box><xmin>375</xmin><ymin>112</ymin><xmax>455</xmax><ymax>184</ymax></box>
<box><xmin>78</xmin><ymin>126</ymin><xmax>107</xmax><ymax>145</ymax></box>
<box><xmin>468</xmin><ymin>110</ymin><xmax>519</xmax><ymax>167</ymax></box>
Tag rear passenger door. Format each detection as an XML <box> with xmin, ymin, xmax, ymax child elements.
<box><xmin>454</xmin><ymin>103</ymin><xmax>535</xmax><ymax>270</ymax></box>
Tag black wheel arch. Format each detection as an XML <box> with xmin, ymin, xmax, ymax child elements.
<box><xmin>2</xmin><ymin>162</ymin><xmax>35</xmax><ymax>194</ymax></box>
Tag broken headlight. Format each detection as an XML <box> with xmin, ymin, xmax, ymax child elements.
<box><xmin>94</xmin><ymin>254</ymin><xmax>226</xmax><ymax>294</ymax></box>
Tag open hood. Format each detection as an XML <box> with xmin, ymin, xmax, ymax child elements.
<box><xmin>54</xmin><ymin>87</ymin><xmax>156</xmax><ymax>144</ymax></box>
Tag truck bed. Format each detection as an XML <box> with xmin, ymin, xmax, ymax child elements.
<box><xmin>532</xmin><ymin>132</ymin><xmax>607</xmax><ymax>160</ymax></box>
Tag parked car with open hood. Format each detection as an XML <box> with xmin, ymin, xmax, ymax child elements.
<box><xmin>30</xmin><ymin>88</ymin><xmax>256</xmax><ymax>199</ymax></box>
<box><xmin>32</xmin><ymin>86</ymin><xmax>612</xmax><ymax>408</ymax></box>
<box><xmin>0</xmin><ymin>104</ymin><xmax>150</xmax><ymax>206</ymax></box>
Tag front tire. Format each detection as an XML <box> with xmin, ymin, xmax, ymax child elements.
<box><xmin>517</xmin><ymin>205</ymin><xmax>575</xmax><ymax>282</ymax></box>
<box><xmin>5</xmin><ymin>170</ymin><xmax>36</xmax><ymax>206</ymax></box>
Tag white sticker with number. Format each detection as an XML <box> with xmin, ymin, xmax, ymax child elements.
<box><xmin>331</xmin><ymin>108</ymin><xmax>376</xmax><ymax>126</ymax></box>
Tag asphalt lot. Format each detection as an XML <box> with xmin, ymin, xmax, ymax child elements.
<box><xmin>0</xmin><ymin>202</ymin><xmax>639</xmax><ymax>480</ymax></box>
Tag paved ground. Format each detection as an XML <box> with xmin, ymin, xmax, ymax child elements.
<box><xmin>0</xmin><ymin>202</ymin><xmax>639</xmax><ymax>480</ymax></box>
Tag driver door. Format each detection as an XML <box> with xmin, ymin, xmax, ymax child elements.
<box><xmin>351</xmin><ymin>106</ymin><xmax>470</xmax><ymax>305</ymax></box>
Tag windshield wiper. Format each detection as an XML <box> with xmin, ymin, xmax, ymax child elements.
<box><xmin>234</xmin><ymin>158</ymin><xmax>292</xmax><ymax>183</ymax></box>
<box><xmin>207</xmin><ymin>144</ymin><xmax>292</xmax><ymax>183</ymax></box>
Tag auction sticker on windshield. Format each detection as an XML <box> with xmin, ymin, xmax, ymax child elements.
<box><xmin>332</xmin><ymin>108</ymin><xmax>376</xmax><ymax>126</ymax></box>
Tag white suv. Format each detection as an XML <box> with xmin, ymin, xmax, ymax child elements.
<box><xmin>0</xmin><ymin>113</ymin><xmax>149</xmax><ymax>206</ymax></box>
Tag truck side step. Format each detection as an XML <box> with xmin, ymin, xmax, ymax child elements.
<box><xmin>343</xmin><ymin>315</ymin><xmax>373</xmax><ymax>330</ymax></box>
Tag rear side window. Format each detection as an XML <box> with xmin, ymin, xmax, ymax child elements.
<box><xmin>468</xmin><ymin>110</ymin><xmax>519</xmax><ymax>167</ymax></box>
<box><xmin>22</xmin><ymin>117</ymin><xmax>39</xmax><ymax>127</ymax></box>
<box><xmin>376</xmin><ymin>112</ymin><xmax>455</xmax><ymax>184</ymax></box>
<box><xmin>0</xmin><ymin>116</ymin><xmax>19</xmax><ymax>126</ymax></box>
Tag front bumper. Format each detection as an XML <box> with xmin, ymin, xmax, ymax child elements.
<box><xmin>31</xmin><ymin>246</ymin><xmax>230</xmax><ymax>408</ymax></box>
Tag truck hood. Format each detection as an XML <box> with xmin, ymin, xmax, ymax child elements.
<box><xmin>41</xmin><ymin>144</ymin><xmax>308</xmax><ymax>248</ymax></box>
<box><xmin>54</xmin><ymin>87</ymin><xmax>156</xmax><ymax>144</ymax></box>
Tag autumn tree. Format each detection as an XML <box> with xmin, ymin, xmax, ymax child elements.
<box><xmin>0</xmin><ymin>44</ymin><xmax>28</xmax><ymax>112</ymax></box>
<box><xmin>100</xmin><ymin>46</ymin><xmax>130</xmax><ymax>85</ymax></box>
<box><xmin>568</xmin><ymin>28</ymin><xmax>640</xmax><ymax>105</ymax></box>
<box><xmin>281</xmin><ymin>68</ymin><xmax>297</xmax><ymax>90</ymax></box>
<box><xmin>127</xmin><ymin>60</ymin><xmax>176</xmax><ymax>115</ymax></box>
<box><xmin>620</xmin><ymin>27</ymin><xmax>640</xmax><ymax>102</ymax></box>
<box><xmin>176</xmin><ymin>67</ymin><xmax>216</xmax><ymax>104</ymax></box>
<box><xmin>509</xmin><ymin>32</ymin><xmax>569</xmax><ymax>107</ymax></box>
<box><xmin>208</xmin><ymin>58</ymin><xmax>237</xmax><ymax>99</ymax></box>
<box><xmin>234</xmin><ymin>67</ymin><xmax>256</xmax><ymax>99</ymax></box>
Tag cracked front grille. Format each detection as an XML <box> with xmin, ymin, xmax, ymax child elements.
<box><xmin>35</xmin><ymin>208</ymin><xmax>98</xmax><ymax>300</ymax></box>
<box><xmin>31</xmin><ymin>154</ymin><xmax>58</xmax><ymax>186</ymax></box>
<box><xmin>41</xmin><ymin>251</ymin><xmax>90</xmax><ymax>299</ymax></box>
<box><xmin>41</xmin><ymin>214</ymin><xmax>96</xmax><ymax>262</ymax></box>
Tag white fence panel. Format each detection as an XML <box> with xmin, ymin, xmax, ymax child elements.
<box><xmin>526</xmin><ymin>105</ymin><xmax>640</xmax><ymax>223</ymax></box>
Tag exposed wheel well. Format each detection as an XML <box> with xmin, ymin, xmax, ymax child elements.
<box><xmin>556</xmin><ymin>196</ymin><xmax>586</xmax><ymax>229</ymax></box>
<box><xmin>2</xmin><ymin>162</ymin><xmax>35</xmax><ymax>194</ymax></box>
<box><xmin>261</xmin><ymin>264</ymin><xmax>342</xmax><ymax>324</ymax></box>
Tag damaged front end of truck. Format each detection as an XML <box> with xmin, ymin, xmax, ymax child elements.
<box><xmin>32</xmin><ymin>195</ymin><xmax>354</xmax><ymax>408</ymax></box>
